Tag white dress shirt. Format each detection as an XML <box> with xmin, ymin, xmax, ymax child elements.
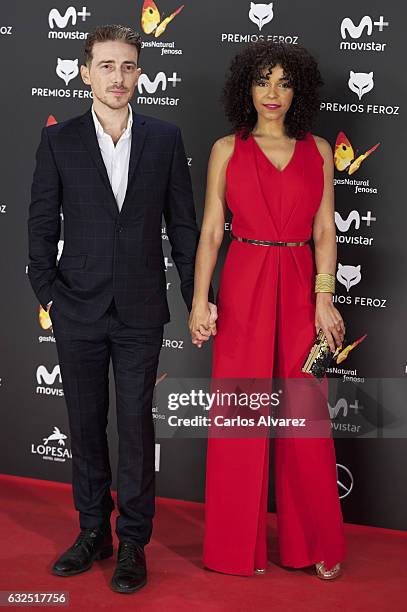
<box><xmin>48</xmin><ymin>104</ymin><xmax>133</xmax><ymax>310</ymax></box>
<box><xmin>91</xmin><ymin>103</ymin><xmax>133</xmax><ymax>212</ymax></box>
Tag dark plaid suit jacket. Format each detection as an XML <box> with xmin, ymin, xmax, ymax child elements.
<box><xmin>28</xmin><ymin>107</ymin><xmax>213</xmax><ymax>326</ymax></box>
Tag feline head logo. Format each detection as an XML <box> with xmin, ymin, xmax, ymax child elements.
<box><xmin>348</xmin><ymin>71</ymin><xmax>374</xmax><ymax>100</ymax></box>
<box><xmin>337</xmin><ymin>263</ymin><xmax>361</xmax><ymax>292</ymax></box>
<box><xmin>249</xmin><ymin>2</ymin><xmax>274</xmax><ymax>31</ymax></box>
<box><xmin>56</xmin><ymin>58</ymin><xmax>79</xmax><ymax>86</ymax></box>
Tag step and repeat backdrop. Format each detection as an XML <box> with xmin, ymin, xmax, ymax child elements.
<box><xmin>0</xmin><ymin>1</ymin><xmax>406</xmax><ymax>530</ymax></box>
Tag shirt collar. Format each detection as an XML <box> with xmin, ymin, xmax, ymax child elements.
<box><xmin>91</xmin><ymin>103</ymin><xmax>133</xmax><ymax>139</ymax></box>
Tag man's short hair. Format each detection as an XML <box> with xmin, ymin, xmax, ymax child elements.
<box><xmin>84</xmin><ymin>25</ymin><xmax>142</xmax><ymax>67</ymax></box>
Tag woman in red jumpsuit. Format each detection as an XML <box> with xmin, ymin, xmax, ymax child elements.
<box><xmin>189</xmin><ymin>42</ymin><xmax>346</xmax><ymax>580</ymax></box>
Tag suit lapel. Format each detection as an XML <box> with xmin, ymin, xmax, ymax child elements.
<box><xmin>120</xmin><ymin>113</ymin><xmax>148</xmax><ymax>214</ymax></box>
<box><xmin>76</xmin><ymin>109</ymin><xmax>117</xmax><ymax>212</ymax></box>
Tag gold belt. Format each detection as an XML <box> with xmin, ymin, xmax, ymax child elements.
<box><xmin>230</xmin><ymin>231</ymin><xmax>309</xmax><ymax>247</ymax></box>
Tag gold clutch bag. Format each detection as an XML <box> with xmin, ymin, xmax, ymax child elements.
<box><xmin>301</xmin><ymin>329</ymin><xmax>343</xmax><ymax>381</ymax></box>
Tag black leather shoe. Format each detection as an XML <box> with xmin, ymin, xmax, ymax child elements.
<box><xmin>52</xmin><ymin>527</ymin><xmax>113</xmax><ymax>577</ymax></box>
<box><xmin>110</xmin><ymin>542</ymin><xmax>147</xmax><ymax>594</ymax></box>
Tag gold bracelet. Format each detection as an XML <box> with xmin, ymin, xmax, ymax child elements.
<box><xmin>315</xmin><ymin>273</ymin><xmax>335</xmax><ymax>293</ymax></box>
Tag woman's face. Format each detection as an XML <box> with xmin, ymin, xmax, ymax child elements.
<box><xmin>250</xmin><ymin>63</ymin><xmax>294</xmax><ymax>124</ymax></box>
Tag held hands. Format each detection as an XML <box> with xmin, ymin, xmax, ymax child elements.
<box><xmin>315</xmin><ymin>293</ymin><xmax>345</xmax><ymax>353</ymax></box>
<box><xmin>189</xmin><ymin>302</ymin><xmax>218</xmax><ymax>348</ymax></box>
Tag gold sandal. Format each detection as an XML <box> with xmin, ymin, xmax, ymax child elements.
<box><xmin>315</xmin><ymin>561</ymin><xmax>342</xmax><ymax>580</ymax></box>
<box><xmin>254</xmin><ymin>568</ymin><xmax>266</xmax><ymax>574</ymax></box>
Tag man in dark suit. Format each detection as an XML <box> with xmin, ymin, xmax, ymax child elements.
<box><xmin>27</xmin><ymin>25</ymin><xmax>216</xmax><ymax>594</ymax></box>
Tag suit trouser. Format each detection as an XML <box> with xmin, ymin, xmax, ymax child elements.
<box><xmin>49</xmin><ymin>297</ymin><xmax>163</xmax><ymax>545</ymax></box>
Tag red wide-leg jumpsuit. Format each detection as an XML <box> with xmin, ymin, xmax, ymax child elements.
<box><xmin>203</xmin><ymin>132</ymin><xmax>346</xmax><ymax>575</ymax></box>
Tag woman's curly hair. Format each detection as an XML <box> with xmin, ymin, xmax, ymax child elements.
<box><xmin>222</xmin><ymin>41</ymin><xmax>323</xmax><ymax>140</ymax></box>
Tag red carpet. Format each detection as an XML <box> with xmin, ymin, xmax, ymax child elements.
<box><xmin>0</xmin><ymin>474</ymin><xmax>406</xmax><ymax>611</ymax></box>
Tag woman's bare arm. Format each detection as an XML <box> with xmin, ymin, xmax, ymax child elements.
<box><xmin>192</xmin><ymin>135</ymin><xmax>234</xmax><ymax>305</ymax></box>
<box><xmin>312</xmin><ymin>135</ymin><xmax>337</xmax><ymax>278</ymax></box>
<box><xmin>311</xmin><ymin>135</ymin><xmax>345</xmax><ymax>350</ymax></box>
<box><xmin>188</xmin><ymin>135</ymin><xmax>234</xmax><ymax>344</ymax></box>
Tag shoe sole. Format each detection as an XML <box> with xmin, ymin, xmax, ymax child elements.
<box><xmin>110</xmin><ymin>578</ymin><xmax>147</xmax><ymax>594</ymax></box>
<box><xmin>316</xmin><ymin>571</ymin><xmax>342</xmax><ymax>581</ymax></box>
<box><xmin>51</xmin><ymin>545</ymin><xmax>114</xmax><ymax>577</ymax></box>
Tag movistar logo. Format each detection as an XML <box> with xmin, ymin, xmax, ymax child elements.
<box><xmin>49</xmin><ymin>7</ymin><xmax>77</xmax><ymax>29</ymax></box>
<box><xmin>36</xmin><ymin>364</ymin><xmax>61</xmax><ymax>385</ymax></box>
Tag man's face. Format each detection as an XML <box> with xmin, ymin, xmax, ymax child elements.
<box><xmin>80</xmin><ymin>40</ymin><xmax>141</xmax><ymax>110</ymax></box>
